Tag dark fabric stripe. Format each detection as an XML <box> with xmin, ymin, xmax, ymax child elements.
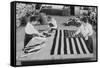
<box><xmin>73</xmin><ymin>38</ymin><xmax>80</xmax><ymax>54</ymax></box>
<box><xmin>24</xmin><ymin>34</ymin><xmax>33</xmax><ymax>48</ymax></box>
<box><xmin>58</xmin><ymin>30</ymin><xmax>62</xmax><ymax>55</ymax></box>
<box><xmin>78</xmin><ymin>38</ymin><xmax>87</xmax><ymax>54</ymax></box>
<box><xmin>63</xmin><ymin>30</ymin><xmax>67</xmax><ymax>54</ymax></box>
<box><xmin>68</xmin><ymin>30</ymin><xmax>70</xmax><ymax>37</ymax></box>
<box><xmin>50</xmin><ymin>30</ymin><xmax>58</xmax><ymax>55</ymax></box>
<box><xmin>69</xmin><ymin>38</ymin><xmax>74</xmax><ymax>54</ymax></box>
<box><xmin>65</xmin><ymin>30</ymin><xmax>68</xmax><ymax>37</ymax></box>
<box><xmin>83</xmin><ymin>37</ymin><xmax>93</xmax><ymax>53</ymax></box>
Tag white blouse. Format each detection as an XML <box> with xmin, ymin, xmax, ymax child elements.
<box><xmin>75</xmin><ymin>23</ymin><xmax>93</xmax><ymax>37</ymax></box>
<box><xmin>25</xmin><ymin>22</ymin><xmax>39</xmax><ymax>34</ymax></box>
<box><xmin>48</xmin><ymin>18</ymin><xmax>57</xmax><ymax>28</ymax></box>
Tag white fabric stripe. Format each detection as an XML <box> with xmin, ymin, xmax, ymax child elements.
<box><xmin>71</xmin><ymin>38</ymin><xmax>77</xmax><ymax>54</ymax></box>
<box><xmin>76</xmin><ymin>38</ymin><xmax>84</xmax><ymax>54</ymax></box>
<box><xmin>54</xmin><ymin>30</ymin><xmax>59</xmax><ymax>55</ymax></box>
<box><xmin>80</xmin><ymin>38</ymin><xmax>90</xmax><ymax>54</ymax></box>
<box><xmin>66</xmin><ymin>38</ymin><xmax>70</xmax><ymax>54</ymax></box>
<box><xmin>61</xmin><ymin>30</ymin><xmax>64</xmax><ymax>55</ymax></box>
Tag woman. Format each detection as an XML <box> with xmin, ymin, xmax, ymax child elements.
<box><xmin>23</xmin><ymin>16</ymin><xmax>46</xmax><ymax>54</ymax></box>
<box><xmin>73</xmin><ymin>17</ymin><xmax>93</xmax><ymax>40</ymax></box>
<box><xmin>47</xmin><ymin>16</ymin><xmax>57</xmax><ymax>33</ymax></box>
<box><xmin>73</xmin><ymin>17</ymin><xmax>93</xmax><ymax>53</ymax></box>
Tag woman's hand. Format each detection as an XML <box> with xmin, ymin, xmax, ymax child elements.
<box><xmin>72</xmin><ymin>33</ymin><xmax>76</xmax><ymax>37</ymax></box>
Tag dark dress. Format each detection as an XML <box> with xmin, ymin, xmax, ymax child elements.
<box><xmin>24</xmin><ymin>34</ymin><xmax>33</xmax><ymax>48</ymax></box>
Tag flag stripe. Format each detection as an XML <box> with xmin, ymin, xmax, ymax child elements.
<box><xmin>69</xmin><ymin>38</ymin><xmax>74</xmax><ymax>54</ymax></box>
<box><xmin>50</xmin><ymin>30</ymin><xmax>58</xmax><ymax>55</ymax></box>
<box><xmin>78</xmin><ymin>38</ymin><xmax>87</xmax><ymax>54</ymax></box>
<box><xmin>66</xmin><ymin>38</ymin><xmax>71</xmax><ymax>54</ymax></box>
<box><xmin>61</xmin><ymin>30</ymin><xmax>64</xmax><ymax>55</ymax></box>
<box><xmin>73</xmin><ymin>38</ymin><xmax>80</xmax><ymax>54</ymax></box>
<box><xmin>58</xmin><ymin>30</ymin><xmax>62</xmax><ymax>55</ymax></box>
<box><xmin>64</xmin><ymin>30</ymin><xmax>67</xmax><ymax>54</ymax></box>
<box><xmin>71</xmin><ymin>38</ymin><xmax>77</xmax><ymax>54</ymax></box>
<box><xmin>76</xmin><ymin>38</ymin><xmax>84</xmax><ymax>54</ymax></box>
<box><xmin>54</xmin><ymin>30</ymin><xmax>60</xmax><ymax>55</ymax></box>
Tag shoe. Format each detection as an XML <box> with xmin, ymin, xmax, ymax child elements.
<box><xmin>24</xmin><ymin>46</ymin><xmax>41</xmax><ymax>54</ymax></box>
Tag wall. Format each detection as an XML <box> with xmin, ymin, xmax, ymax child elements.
<box><xmin>41</xmin><ymin>8</ymin><xmax>70</xmax><ymax>16</ymax></box>
<box><xmin>75</xmin><ymin>6</ymin><xmax>80</xmax><ymax>16</ymax></box>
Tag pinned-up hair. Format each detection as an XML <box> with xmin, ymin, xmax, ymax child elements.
<box><xmin>47</xmin><ymin>15</ymin><xmax>52</xmax><ymax>19</ymax></box>
<box><xmin>29</xmin><ymin>15</ymin><xmax>39</xmax><ymax>22</ymax></box>
<box><xmin>80</xmin><ymin>17</ymin><xmax>88</xmax><ymax>23</ymax></box>
<box><xmin>47</xmin><ymin>15</ymin><xmax>52</xmax><ymax>21</ymax></box>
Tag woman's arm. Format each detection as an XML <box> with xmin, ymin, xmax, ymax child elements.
<box><xmin>88</xmin><ymin>25</ymin><xmax>93</xmax><ymax>36</ymax></box>
<box><xmin>73</xmin><ymin>27</ymin><xmax>81</xmax><ymax>36</ymax></box>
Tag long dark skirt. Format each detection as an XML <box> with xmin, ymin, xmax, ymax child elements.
<box><xmin>24</xmin><ymin>34</ymin><xmax>33</xmax><ymax>48</ymax></box>
<box><xmin>85</xmin><ymin>36</ymin><xmax>93</xmax><ymax>53</ymax></box>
